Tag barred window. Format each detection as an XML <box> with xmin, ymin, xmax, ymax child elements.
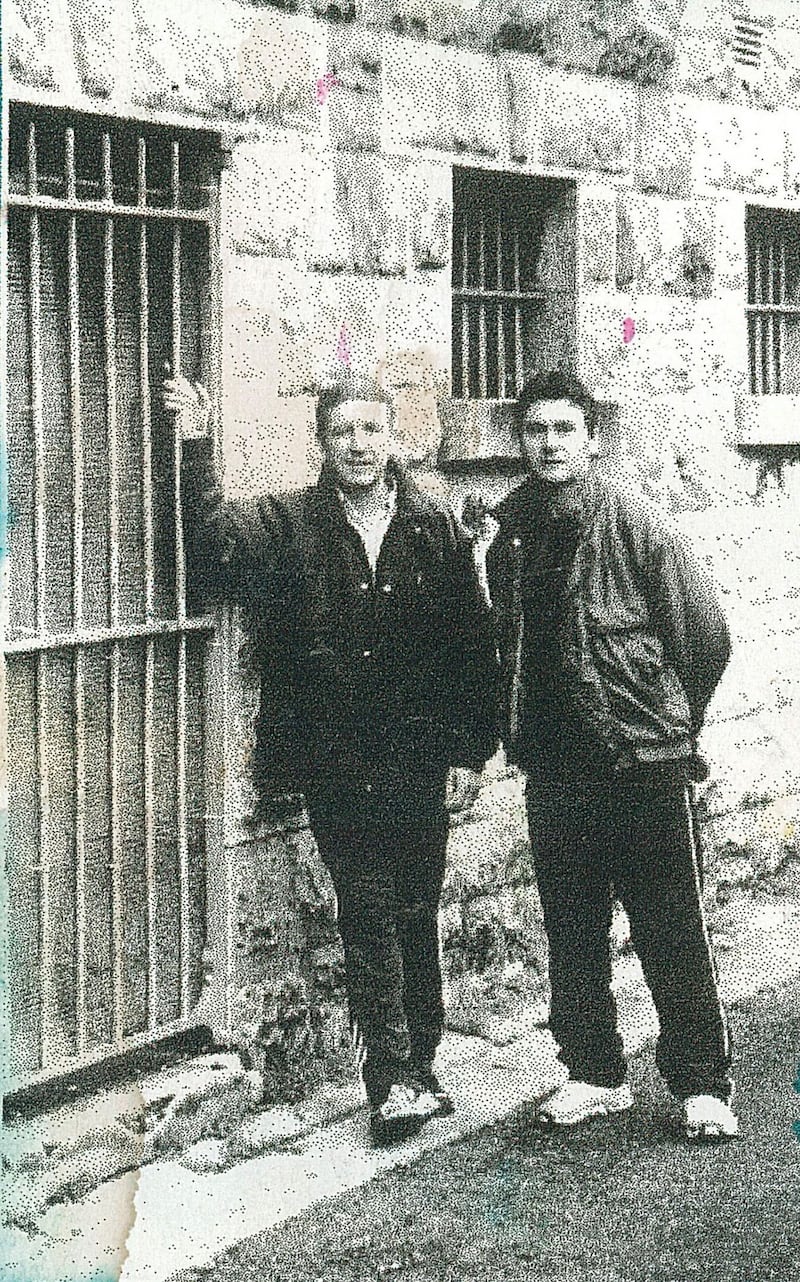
<box><xmin>733</xmin><ymin>10</ymin><xmax>772</xmax><ymax>86</ymax></box>
<box><xmin>451</xmin><ymin>169</ymin><xmax>552</xmax><ymax>401</ymax></box>
<box><xmin>733</xmin><ymin>12</ymin><xmax>769</xmax><ymax>71</ymax></box>
<box><xmin>5</xmin><ymin>104</ymin><xmax>220</xmax><ymax>1086</ymax></box>
<box><xmin>746</xmin><ymin>206</ymin><xmax>800</xmax><ymax>395</ymax></box>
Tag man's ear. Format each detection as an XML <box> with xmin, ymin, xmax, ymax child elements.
<box><xmin>588</xmin><ymin>432</ymin><xmax>600</xmax><ymax>458</ymax></box>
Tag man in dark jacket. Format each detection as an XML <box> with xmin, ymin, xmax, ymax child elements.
<box><xmin>167</xmin><ymin>372</ymin><xmax>498</xmax><ymax>1144</ymax></box>
<box><xmin>485</xmin><ymin>370</ymin><xmax>737</xmax><ymax>1141</ymax></box>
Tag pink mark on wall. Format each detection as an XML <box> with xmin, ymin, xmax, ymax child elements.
<box><xmin>623</xmin><ymin>316</ymin><xmax>636</xmax><ymax>344</ymax></box>
<box><xmin>315</xmin><ymin>71</ymin><xmax>340</xmax><ymax>105</ymax></box>
<box><xmin>336</xmin><ymin>323</ymin><xmax>352</xmax><ymax>367</ymax></box>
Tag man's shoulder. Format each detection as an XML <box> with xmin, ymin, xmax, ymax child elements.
<box><xmin>491</xmin><ymin>478</ymin><xmax>537</xmax><ymax>529</ymax></box>
<box><xmin>260</xmin><ymin>482</ymin><xmax>332</xmax><ymax>532</ymax></box>
<box><xmin>592</xmin><ymin>470</ymin><xmax>677</xmax><ymax>540</ymax></box>
<box><xmin>269</xmin><ymin>484</ymin><xmax>320</xmax><ymax>517</ymax></box>
<box><xmin>394</xmin><ymin>467</ymin><xmax>459</xmax><ymax>533</ymax></box>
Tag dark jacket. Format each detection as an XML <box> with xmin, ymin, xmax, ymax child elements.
<box><xmin>185</xmin><ymin>449</ymin><xmax>499</xmax><ymax>824</ymax></box>
<box><xmin>486</xmin><ymin>471</ymin><xmax>730</xmax><ymax>774</ymax></box>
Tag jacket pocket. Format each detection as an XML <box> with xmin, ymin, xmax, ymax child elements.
<box><xmin>588</xmin><ymin>626</ymin><xmax>691</xmax><ymax>745</ymax></box>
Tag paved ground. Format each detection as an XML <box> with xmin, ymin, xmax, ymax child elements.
<box><xmin>169</xmin><ymin>973</ymin><xmax>800</xmax><ymax>1282</ymax></box>
<box><xmin>5</xmin><ymin>901</ymin><xmax>800</xmax><ymax>1282</ymax></box>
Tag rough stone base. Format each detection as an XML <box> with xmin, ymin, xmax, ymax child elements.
<box><xmin>2</xmin><ymin>1053</ymin><xmax>262</xmax><ymax>1231</ymax></box>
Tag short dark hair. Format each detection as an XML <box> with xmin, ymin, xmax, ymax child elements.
<box><xmin>315</xmin><ymin>373</ymin><xmax>393</xmax><ymax>438</ymax></box>
<box><xmin>514</xmin><ymin>370</ymin><xmax>597</xmax><ymax>437</ymax></box>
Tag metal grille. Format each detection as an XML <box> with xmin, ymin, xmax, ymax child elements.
<box><xmin>733</xmin><ymin>12</ymin><xmax>769</xmax><ymax>71</ymax></box>
<box><xmin>5</xmin><ymin>105</ymin><xmax>220</xmax><ymax>1086</ymax></box>
<box><xmin>746</xmin><ymin>206</ymin><xmax>800</xmax><ymax>396</ymax></box>
<box><xmin>451</xmin><ymin>169</ymin><xmax>546</xmax><ymax>401</ymax></box>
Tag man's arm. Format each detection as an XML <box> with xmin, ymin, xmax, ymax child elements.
<box><xmin>643</xmin><ymin>512</ymin><xmax>731</xmax><ymax>734</ymax></box>
<box><xmin>168</xmin><ymin>376</ymin><xmax>281</xmax><ymax>608</ymax></box>
<box><xmin>444</xmin><ymin>515</ymin><xmax>501</xmax><ymax>794</ymax></box>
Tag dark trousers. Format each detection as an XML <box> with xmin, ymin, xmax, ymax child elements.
<box><xmin>313</xmin><ymin>816</ymin><xmax>449</xmax><ymax>1106</ymax></box>
<box><xmin>525</xmin><ymin>766</ymin><xmax>733</xmax><ymax>1102</ymax></box>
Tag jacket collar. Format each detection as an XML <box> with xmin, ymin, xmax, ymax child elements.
<box><xmin>492</xmin><ymin>470</ymin><xmax>601</xmax><ymax>542</ymax></box>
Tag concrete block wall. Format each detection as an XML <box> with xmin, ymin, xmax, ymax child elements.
<box><xmin>8</xmin><ymin>0</ymin><xmax>800</xmax><ymax>1103</ymax></box>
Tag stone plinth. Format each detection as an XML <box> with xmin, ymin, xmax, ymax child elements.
<box><xmin>408</xmin><ymin>159</ymin><xmax>452</xmax><ymax>271</ymax></box>
<box><xmin>675</xmin><ymin>0</ymin><xmax>736</xmax><ymax>101</ymax></box>
<box><xmin>578</xmin><ymin>187</ymin><xmax>618</xmax><ymax>289</ymax></box>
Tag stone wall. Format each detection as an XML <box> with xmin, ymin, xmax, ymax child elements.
<box><xmin>7</xmin><ymin>0</ymin><xmax>800</xmax><ymax>1103</ymax></box>
<box><xmin>10</xmin><ymin>0</ymin><xmax>800</xmax><ymax>496</ymax></box>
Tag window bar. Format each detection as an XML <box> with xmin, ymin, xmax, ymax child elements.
<box><xmin>8</xmin><ymin>192</ymin><xmax>211</xmax><ymax>224</ymax></box>
<box><xmin>144</xmin><ymin>640</ymin><xmax>157</xmax><ymax>1030</ymax></box>
<box><xmin>5</xmin><ymin>616</ymin><xmax>216</xmax><ymax>655</ymax></box>
<box><xmin>109</xmin><ymin>641</ymin><xmax>122</xmax><ymax>1045</ymax></box>
<box><xmin>172</xmin><ymin>140</ymin><xmax>191</xmax><ymax>1018</ymax></box>
<box><xmin>102</xmin><ymin>131</ymin><xmax>113</xmax><ymax>205</ymax></box>
<box><xmin>103</xmin><ymin>128</ymin><xmax>125</xmax><ymax>1046</ymax></box>
<box><xmin>138</xmin><ymin>147</ymin><xmax>158</xmax><ymax>1029</ymax></box>
<box><xmin>171</xmin><ymin>156</ymin><xmax>185</xmax><ymax>622</ymax></box>
<box><xmin>478</xmin><ymin>210</ymin><xmax>487</xmax><ymax>399</ymax></box>
<box><xmin>29</xmin><ymin>161</ymin><xmax>44</xmax><ymax>640</ymax></box>
<box><xmin>460</xmin><ymin>216</ymin><xmax>469</xmax><ymax>398</ymax></box>
<box><xmin>138</xmin><ymin>135</ymin><xmax>147</xmax><ymax>209</ymax></box>
<box><xmin>27</xmin><ymin>120</ymin><xmax>37</xmax><ymax>198</ymax></box>
<box><xmin>28</xmin><ymin>128</ymin><xmax>52</xmax><ymax>1065</ymax></box>
<box><xmin>753</xmin><ymin>235</ymin><xmax>763</xmax><ymax>394</ymax></box>
<box><xmin>66</xmin><ymin>127</ymin><xmax>88</xmax><ymax>1055</ymax></box>
<box><xmin>766</xmin><ymin>236</ymin><xmax>775</xmax><ymax>394</ymax></box>
<box><xmin>513</xmin><ymin>219</ymin><xmax>522</xmax><ymax>394</ymax></box>
<box><xmin>461</xmin><ymin>302</ymin><xmax>470</xmax><ymax>401</ymax></box>
<box><xmin>140</xmin><ymin>246</ymin><xmax>154</xmax><ymax>615</ymax></box>
<box><xmin>35</xmin><ymin>656</ymin><xmax>51</xmax><ymax>1069</ymax></box>
<box><xmin>177</xmin><ymin>635</ymin><xmax>189</xmax><ymax>1017</ymax></box>
<box><xmin>779</xmin><ymin>235</ymin><xmax>787</xmax><ymax>393</ymax></box>
<box><xmin>496</xmin><ymin>204</ymin><xmax>506</xmax><ymax>399</ymax></box>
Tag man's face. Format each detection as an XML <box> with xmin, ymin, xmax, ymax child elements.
<box><xmin>519</xmin><ymin>397</ymin><xmax>593</xmax><ymax>485</ymax></box>
<box><xmin>321</xmin><ymin>399</ymin><xmax>392</xmax><ymax>493</ymax></box>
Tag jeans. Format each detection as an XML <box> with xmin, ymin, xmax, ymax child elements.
<box><xmin>314</xmin><ymin>815</ymin><xmax>449</xmax><ymax>1106</ymax></box>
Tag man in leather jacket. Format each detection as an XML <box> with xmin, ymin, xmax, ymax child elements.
<box><xmin>485</xmin><ymin>370</ymin><xmax>737</xmax><ymax>1142</ymax></box>
<box><xmin>168</xmin><ymin>372</ymin><xmax>498</xmax><ymax>1145</ymax></box>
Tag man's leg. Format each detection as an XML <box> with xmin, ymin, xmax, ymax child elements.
<box><xmin>526</xmin><ymin>770</ymin><xmax>626</xmax><ymax>1089</ymax></box>
<box><xmin>613</xmin><ymin>780</ymin><xmax>733</xmax><ymax>1105</ymax></box>
<box><xmin>392</xmin><ymin>820</ymin><xmax>449</xmax><ymax>1084</ymax></box>
<box><xmin>315</xmin><ymin>822</ymin><xmax>412</xmax><ymax>1107</ymax></box>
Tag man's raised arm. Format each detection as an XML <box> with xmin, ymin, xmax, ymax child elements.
<box><xmin>166</xmin><ymin>375</ymin><xmax>280</xmax><ymax>608</ymax></box>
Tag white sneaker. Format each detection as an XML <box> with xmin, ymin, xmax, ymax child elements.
<box><xmin>538</xmin><ymin>1080</ymin><xmax>634</xmax><ymax>1127</ymax></box>
<box><xmin>370</xmin><ymin>1082</ymin><xmax>441</xmax><ymax>1145</ymax></box>
<box><xmin>682</xmin><ymin>1094</ymin><xmax>739</xmax><ymax>1143</ymax></box>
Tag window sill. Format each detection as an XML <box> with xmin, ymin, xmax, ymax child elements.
<box><xmin>736</xmin><ymin>394</ymin><xmax>800</xmax><ymax>448</ymax></box>
<box><xmin>438</xmin><ymin>398</ymin><xmax>522</xmax><ymax>467</ymax></box>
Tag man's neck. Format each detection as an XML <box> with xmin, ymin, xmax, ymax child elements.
<box><xmin>339</xmin><ymin>474</ymin><xmax>393</xmax><ymax>521</ymax></box>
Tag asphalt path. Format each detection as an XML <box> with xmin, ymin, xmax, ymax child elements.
<box><xmin>171</xmin><ymin>973</ymin><xmax>800</xmax><ymax>1282</ymax></box>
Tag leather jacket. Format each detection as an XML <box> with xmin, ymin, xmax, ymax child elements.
<box><xmin>485</xmin><ymin>471</ymin><xmax>730</xmax><ymax>774</ymax></box>
<box><xmin>184</xmin><ymin>449</ymin><xmax>499</xmax><ymax>821</ymax></box>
